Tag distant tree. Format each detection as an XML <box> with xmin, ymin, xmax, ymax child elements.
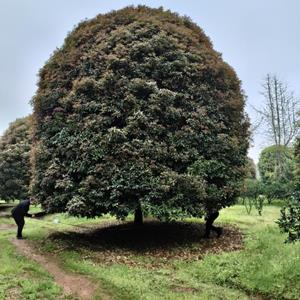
<box><xmin>240</xmin><ymin>178</ymin><xmax>264</xmax><ymax>214</ymax></box>
<box><xmin>0</xmin><ymin>116</ymin><xmax>32</xmax><ymax>200</ymax></box>
<box><xmin>31</xmin><ymin>6</ymin><xmax>250</xmax><ymax>224</ymax></box>
<box><xmin>258</xmin><ymin>145</ymin><xmax>294</xmax><ymax>184</ymax></box>
<box><xmin>263</xmin><ymin>181</ymin><xmax>293</xmax><ymax>204</ymax></box>
<box><xmin>245</xmin><ymin>157</ymin><xmax>256</xmax><ymax>179</ymax></box>
<box><xmin>254</xmin><ymin>74</ymin><xmax>299</xmax><ymax>178</ymax></box>
<box><xmin>242</xmin><ymin>179</ymin><xmax>264</xmax><ymax>200</ymax></box>
<box><xmin>258</xmin><ymin>145</ymin><xmax>294</xmax><ymax>204</ymax></box>
<box><xmin>240</xmin><ymin>158</ymin><xmax>257</xmax><ymax>212</ymax></box>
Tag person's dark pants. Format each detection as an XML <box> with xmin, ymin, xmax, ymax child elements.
<box><xmin>13</xmin><ymin>215</ymin><xmax>25</xmax><ymax>238</ymax></box>
<box><xmin>204</xmin><ymin>212</ymin><xmax>222</xmax><ymax>238</ymax></box>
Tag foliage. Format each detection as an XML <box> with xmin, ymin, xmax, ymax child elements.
<box><xmin>240</xmin><ymin>159</ymin><xmax>257</xmax><ymax>214</ymax></box>
<box><xmin>255</xmin><ymin>194</ymin><xmax>266</xmax><ymax>216</ymax></box>
<box><xmin>240</xmin><ymin>179</ymin><xmax>264</xmax><ymax>215</ymax></box>
<box><xmin>31</xmin><ymin>6</ymin><xmax>250</xmax><ymax>219</ymax></box>
<box><xmin>245</xmin><ymin>157</ymin><xmax>256</xmax><ymax>179</ymax></box>
<box><xmin>263</xmin><ymin>180</ymin><xmax>293</xmax><ymax>204</ymax></box>
<box><xmin>277</xmin><ymin>138</ymin><xmax>300</xmax><ymax>243</ymax></box>
<box><xmin>278</xmin><ymin>198</ymin><xmax>300</xmax><ymax>243</ymax></box>
<box><xmin>294</xmin><ymin>137</ymin><xmax>300</xmax><ymax>193</ymax></box>
<box><xmin>241</xmin><ymin>179</ymin><xmax>263</xmax><ymax>200</ymax></box>
<box><xmin>0</xmin><ymin>116</ymin><xmax>32</xmax><ymax>200</ymax></box>
<box><xmin>258</xmin><ymin>145</ymin><xmax>295</xmax><ymax>205</ymax></box>
<box><xmin>258</xmin><ymin>145</ymin><xmax>294</xmax><ymax>184</ymax></box>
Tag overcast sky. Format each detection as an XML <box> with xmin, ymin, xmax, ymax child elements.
<box><xmin>0</xmin><ymin>0</ymin><xmax>299</xmax><ymax>163</ymax></box>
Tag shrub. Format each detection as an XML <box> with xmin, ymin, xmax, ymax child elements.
<box><xmin>240</xmin><ymin>179</ymin><xmax>264</xmax><ymax>214</ymax></box>
<box><xmin>278</xmin><ymin>198</ymin><xmax>300</xmax><ymax>242</ymax></box>
<box><xmin>277</xmin><ymin>138</ymin><xmax>300</xmax><ymax>242</ymax></box>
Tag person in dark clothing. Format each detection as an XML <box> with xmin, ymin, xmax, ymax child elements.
<box><xmin>11</xmin><ymin>199</ymin><xmax>34</xmax><ymax>239</ymax></box>
<box><xmin>204</xmin><ymin>209</ymin><xmax>223</xmax><ymax>238</ymax></box>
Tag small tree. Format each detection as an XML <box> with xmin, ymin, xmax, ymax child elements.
<box><xmin>0</xmin><ymin>116</ymin><xmax>32</xmax><ymax>200</ymax></box>
<box><xmin>240</xmin><ymin>179</ymin><xmax>264</xmax><ymax>214</ymax></box>
<box><xmin>255</xmin><ymin>194</ymin><xmax>266</xmax><ymax>216</ymax></box>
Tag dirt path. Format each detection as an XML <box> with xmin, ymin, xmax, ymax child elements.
<box><xmin>11</xmin><ymin>238</ymin><xmax>111</xmax><ymax>300</ymax></box>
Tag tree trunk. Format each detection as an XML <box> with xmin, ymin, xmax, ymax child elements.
<box><xmin>134</xmin><ymin>205</ymin><xmax>143</xmax><ymax>226</ymax></box>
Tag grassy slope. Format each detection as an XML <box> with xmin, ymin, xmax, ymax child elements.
<box><xmin>1</xmin><ymin>204</ymin><xmax>299</xmax><ymax>300</ymax></box>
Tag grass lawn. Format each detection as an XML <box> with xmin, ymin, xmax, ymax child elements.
<box><xmin>0</xmin><ymin>204</ymin><xmax>299</xmax><ymax>300</ymax></box>
<box><xmin>0</xmin><ymin>231</ymin><xmax>68</xmax><ymax>299</ymax></box>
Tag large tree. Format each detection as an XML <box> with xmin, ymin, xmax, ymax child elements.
<box><xmin>0</xmin><ymin>116</ymin><xmax>32</xmax><ymax>200</ymax></box>
<box><xmin>31</xmin><ymin>6</ymin><xmax>250</xmax><ymax>223</ymax></box>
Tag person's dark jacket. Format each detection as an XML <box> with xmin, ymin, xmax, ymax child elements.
<box><xmin>11</xmin><ymin>200</ymin><xmax>32</xmax><ymax>218</ymax></box>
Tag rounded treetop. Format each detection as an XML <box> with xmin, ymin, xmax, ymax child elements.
<box><xmin>32</xmin><ymin>6</ymin><xmax>249</xmax><ymax>219</ymax></box>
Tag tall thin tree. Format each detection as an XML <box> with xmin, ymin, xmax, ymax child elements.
<box><xmin>254</xmin><ymin>74</ymin><xmax>299</xmax><ymax>179</ymax></box>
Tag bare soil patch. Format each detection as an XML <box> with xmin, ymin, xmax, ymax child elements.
<box><xmin>43</xmin><ymin>221</ymin><xmax>244</xmax><ymax>268</ymax></box>
<box><xmin>11</xmin><ymin>238</ymin><xmax>110</xmax><ymax>300</ymax></box>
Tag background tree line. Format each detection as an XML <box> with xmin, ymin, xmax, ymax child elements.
<box><xmin>240</xmin><ymin>74</ymin><xmax>300</xmax><ymax>242</ymax></box>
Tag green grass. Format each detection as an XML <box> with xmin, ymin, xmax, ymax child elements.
<box><xmin>0</xmin><ymin>205</ymin><xmax>72</xmax><ymax>300</ymax></box>
<box><xmin>52</xmin><ymin>206</ymin><xmax>299</xmax><ymax>300</ymax></box>
<box><xmin>0</xmin><ymin>235</ymin><xmax>67</xmax><ymax>300</ymax></box>
<box><xmin>1</xmin><ymin>204</ymin><xmax>299</xmax><ymax>299</ymax></box>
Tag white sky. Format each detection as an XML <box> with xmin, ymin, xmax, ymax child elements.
<box><xmin>0</xmin><ymin>0</ymin><xmax>299</xmax><ymax>163</ymax></box>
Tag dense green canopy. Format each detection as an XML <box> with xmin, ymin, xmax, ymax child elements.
<box><xmin>258</xmin><ymin>145</ymin><xmax>294</xmax><ymax>184</ymax></box>
<box><xmin>31</xmin><ymin>6</ymin><xmax>249</xmax><ymax>221</ymax></box>
<box><xmin>0</xmin><ymin>116</ymin><xmax>32</xmax><ymax>200</ymax></box>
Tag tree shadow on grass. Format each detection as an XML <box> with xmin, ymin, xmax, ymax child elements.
<box><xmin>46</xmin><ymin>221</ymin><xmax>243</xmax><ymax>265</ymax></box>
<box><xmin>51</xmin><ymin>221</ymin><xmax>209</xmax><ymax>250</ymax></box>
